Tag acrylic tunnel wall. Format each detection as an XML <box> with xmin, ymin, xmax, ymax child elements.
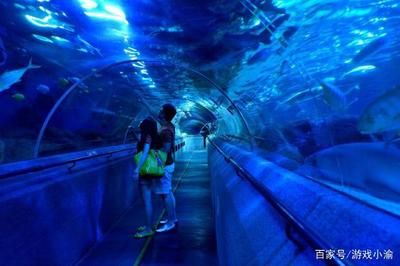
<box><xmin>1</xmin><ymin>0</ymin><xmax>400</xmax><ymax>265</ymax></box>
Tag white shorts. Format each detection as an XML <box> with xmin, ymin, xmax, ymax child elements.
<box><xmin>153</xmin><ymin>163</ymin><xmax>175</xmax><ymax>194</ymax></box>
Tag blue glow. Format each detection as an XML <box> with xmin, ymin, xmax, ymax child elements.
<box><xmin>273</xmin><ymin>0</ymin><xmax>285</xmax><ymax>8</ymax></box>
<box><xmin>83</xmin><ymin>3</ymin><xmax>128</xmax><ymax>25</ymax></box>
<box><xmin>108</xmin><ymin>29</ymin><xmax>130</xmax><ymax>39</ymax></box>
<box><xmin>104</xmin><ymin>4</ymin><xmax>126</xmax><ymax>19</ymax></box>
<box><xmin>79</xmin><ymin>1</ymin><xmax>127</xmax><ymax>24</ymax></box>
<box><xmin>84</xmin><ymin>11</ymin><xmax>128</xmax><ymax>24</ymax></box>
<box><xmin>79</xmin><ymin>0</ymin><xmax>98</xmax><ymax>10</ymax></box>
<box><xmin>25</xmin><ymin>6</ymin><xmax>74</xmax><ymax>31</ymax></box>
<box><xmin>84</xmin><ymin>11</ymin><xmax>127</xmax><ymax>24</ymax></box>
<box><xmin>347</xmin><ymin>39</ymin><xmax>366</xmax><ymax>47</ymax></box>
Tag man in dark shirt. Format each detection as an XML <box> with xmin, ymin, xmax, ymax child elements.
<box><xmin>154</xmin><ymin>104</ymin><xmax>178</xmax><ymax>232</ymax></box>
<box><xmin>200</xmin><ymin>124</ymin><xmax>210</xmax><ymax>149</ymax></box>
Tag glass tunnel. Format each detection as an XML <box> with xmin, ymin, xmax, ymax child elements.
<box><xmin>0</xmin><ymin>0</ymin><xmax>399</xmax><ymax>265</ymax></box>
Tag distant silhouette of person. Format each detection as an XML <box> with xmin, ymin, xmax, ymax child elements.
<box><xmin>200</xmin><ymin>125</ymin><xmax>210</xmax><ymax>149</ymax></box>
<box><xmin>133</xmin><ymin>117</ymin><xmax>162</xmax><ymax>238</ymax></box>
<box><xmin>155</xmin><ymin>104</ymin><xmax>178</xmax><ymax>232</ymax></box>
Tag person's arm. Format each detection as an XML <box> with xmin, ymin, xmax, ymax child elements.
<box><xmin>162</xmin><ymin>142</ymin><xmax>172</xmax><ymax>153</ymax></box>
<box><xmin>135</xmin><ymin>143</ymin><xmax>150</xmax><ymax>171</ymax></box>
<box><xmin>161</xmin><ymin>128</ymin><xmax>173</xmax><ymax>153</ymax></box>
<box><xmin>134</xmin><ymin>135</ymin><xmax>151</xmax><ymax>176</ymax></box>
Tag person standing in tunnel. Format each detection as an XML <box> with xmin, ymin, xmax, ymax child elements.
<box><xmin>200</xmin><ymin>124</ymin><xmax>210</xmax><ymax>149</ymax></box>
<box><xmin>155</xmin><ymin>103</ymin><xmax>178</xmax><ymax>232</ymax></box>
<box><xmin>133</xmin><ymin>117</ymin><xmax>162</xmax><ymax>238</ymax></box>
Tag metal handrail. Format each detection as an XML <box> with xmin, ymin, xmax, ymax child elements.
<box><xmin>1</xmin><ymin>141</ymin><xmax>186</xmax><ymax>180</ymax></box>
<box><xmin>208</xmin><ymin>138</ymin><xmax>348</xmax><ymax>266</ymax></box>
<box><xmin>0</xmin><ymin>146</ymin><xmax>136</xmax><ymax>180</ymax></box>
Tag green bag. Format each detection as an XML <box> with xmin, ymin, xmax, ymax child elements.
<box><xmin>134</xmin><ymin>150</ymin><xmax>167</xmax><ymax>177</ymax></box>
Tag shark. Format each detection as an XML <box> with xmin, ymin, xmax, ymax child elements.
<box><xmin>358</xmin><ymin>86</ymin><xmax>400</xmax><ymax>135</ymax></box>
<box><xmin>303</xmin><ymin>142</ymin><xmax>400</xmax><ymax>203</ymax></box>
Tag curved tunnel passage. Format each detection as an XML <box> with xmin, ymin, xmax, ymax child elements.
<box><xmin>33</xmin><ymin>59</ymin><xmax>252</xmax><ymax>158</ymax></box>
<box><xmin>0</xmin><ymin>0</ymin><xmax>400</xmax><ymax>265</ymax></box>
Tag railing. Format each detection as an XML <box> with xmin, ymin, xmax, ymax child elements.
<box><xmin>174</xmin><ymin>141</ymin><xmax>186</xmax><ymax>152</ymax></box>
<box><xmin>0</xmin><ymin>145</ymin><xmax>136</xmax><ymax>180</ymax></box>
<box><xmin>208</xmin><ymin>138</ymin><xmax>349</xmax><ymax>266</ymax></box>
<box><xmin>0</xmin><ymin>141</ymin><xmax>186</xmax><ymax>180</ymax></box>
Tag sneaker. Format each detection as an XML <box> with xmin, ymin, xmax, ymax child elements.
<box><xmin>159</xmin><ymin>219</ymin><xmax>178</xmax><ymax>225</ymax></box>
<box><xmin>156</xmin><ymin>223</ymin><xmax>176</xmax><ymax>233</ymax></box>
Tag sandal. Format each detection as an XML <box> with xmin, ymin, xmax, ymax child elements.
<box><xmin>134</xmin><ymin>230</ymin><xmax>154</xmax><ymax>238</ymax></box>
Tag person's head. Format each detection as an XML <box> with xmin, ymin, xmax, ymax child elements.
<box><xmin>137</xmin><ymin>117</ymin><xmax>160</xmax><ymax>151</ymax></box>
<box><xmin>158</xmin><ymin>103</ymin><xmax>176</xmax><ymax>124</ymax></box>
<box><xmin>139</xmin><ymin>117</ymin><xmax>158</xmax><ymax>137</ymax></box>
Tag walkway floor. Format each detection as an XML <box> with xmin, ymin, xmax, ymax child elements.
<box><xmin>77</xmin><ymin>149</ymin><xmax>218</xmax><ymax>266</ymax></box>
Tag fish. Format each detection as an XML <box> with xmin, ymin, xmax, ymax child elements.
<box><xmin>14</xmin><ymin>3</ymin><xmax>26</xmax><ymax>9</ymax></box>
<box><xmin>76</xmin><ymin>35</ymin><xmax>102</xmax><ymax>57</ymax></box>
<box><xmin>32</xmin><ymin>34</ymin><xmax>54</xmax><ymax>43</ymax></box>
<box><xmin>36</xmin><ymin>84</ymin><xmax>50</xmax><ymax>94</ymax></box>
<box><xmin>352</xmin><ymin>36</ymin><xmax>386</xmax><ymax>63</ymax></box>
<box><xmin>247</xmin><ymin>49</ymin><xmax>270</xmax><ymax>65</ymax></box>
<box><xmin>11</xmin><ymin>93</ymin><xmax>25</xmax><ymax>101</ymax></box>
<box><xmin>77</xmin><ymin>48</ymin><xmax>89</xmax><ymax>53</ymax></box>
<box><xmin>51</xmin><ymin>35</ymin><xmax>71</xmax><ymax>44</ymax></box>
<box><xmin>277</xmin><ymin>87</ymin><xmax>322</xmax><ymax>108</ymax></box>
<box><xmin>358</xmin><ymin>86</ymin><xmax>400</xmax><ymax>134</ymax></box>
<box><xmin>303</xmin><ymin>142</ymin><xmax>400</xmax><ymax>203</ymax></box>
<box><xmin>0</xmin><ymin>58</ymin><xmax>40</xmax><ymax>92</ymax></box>
<box><xmin>343</xmin><ymin>65</ymin><xmax>376</xmax><ymax>77</ymax></box>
